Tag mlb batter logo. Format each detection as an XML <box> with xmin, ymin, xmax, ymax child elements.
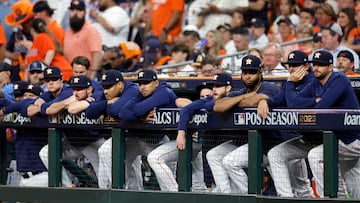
<box><xmin>234</xmin><ymin>113</ymin><xmax>246</xmax><ymax>125</ymax></box>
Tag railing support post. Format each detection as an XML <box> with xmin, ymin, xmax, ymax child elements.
<box><xmin>48</xmin><ymin>128</ymin><xmax>61</xmax><ymax>187</ymax></box>
<box><xmin>112</xmin><ymin>128</ymin><xmax>125</xmax><ymax>189</ymax></box>
<box><xmin>248</xmin><ymin>130</ymin><xmax>262</xmax><ymax>194</ymax></box>
<box><xmin>178</xmin><ymin>131</ymin><xmax>192</xmax><ymax>191</ymax></box>
<box><xmin>324</xmin><ymin>131</ymin><xmax>338</xmax><ymax>198</ymax></box>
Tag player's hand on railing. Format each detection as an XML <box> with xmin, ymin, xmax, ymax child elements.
<box><xmin>140</xmin><ymin>108</ymin><xmax>156</xmax><ymax>123</ymax></box>
<box><xmin>257</xmin><ymin>99</ymin><xmax>269</xmax><ymax>120</ymax></box>
<box><xmin>176</xmin><ymin>130</ymin><xmax>186</xmax><ymax>150</ymax></box>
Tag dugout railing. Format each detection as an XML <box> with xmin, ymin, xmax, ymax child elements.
<box><xmin>0</xmin><ymin>108</ymin><xmax>359</xmax><ymax>203</ymax></box>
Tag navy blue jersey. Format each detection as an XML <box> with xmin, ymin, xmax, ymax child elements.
<box><xmin>3</xmin><ymin>98</ymin><xmax>35</xmax><ymax>116</ymax></box>
<box><xmin>178</xmin><ymin>96</ymin><xmax>214</xmax><ymax>131</ymax></box>
<box><xmin>39</xmin><ymin>85</ymin><xmax>73</xmax><ymax>115</ymax></box>
<box><xmin>106</xmin><ymin>82</ymin><xmax>139</xmax><ymax>118</ymax></box>
<box><xmin>90</xmin><ymin>79</ymin><xmax>104</xmax><ymax>101</ymax></box>
<box><xmin>14</xmin><ymin>128</ymin><xmax>48</xmax><ymax>172</ymax></box>
<box><xmin>268</xmin><ymin>72</ymin><xmax>315</xmax><ymax>107</ymax></box>
<box><xmin>119</xmin><ymin>82</ymin><xmax>177</xmax><ymax>121</ymax></box>
<box><xmin>230</xmin><ymin>81</ymin><xmax>299</xmax><ymax>147</ymax></box>
<box><xmin>286</xmin><ymin>72</ymin><xmax>360</xmax><ymax>144</ymax></box>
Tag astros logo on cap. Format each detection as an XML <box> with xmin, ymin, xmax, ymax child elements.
<box><xmin>246</xmin><ymin>58</ymin><xmax>252</xmax><ymax>65</ymax></box>
<box><xmin>74</xmin><ymin>77</ymin><xmax>80</xmax><ymax>83</ymax></box>
<box><xmin>289</xmin><ymin>53</ymin><xmax>295</xmax><ymax>59</ymax></box>
<box><xmin>314</xmin><ymin>52</ymin><xmax>321</xmax><ymax>58</ymax></box>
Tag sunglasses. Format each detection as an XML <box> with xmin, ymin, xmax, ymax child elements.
<box><xmin>45</xmin><ymin>78</ymin><xmax>60</xmax><ymax>83</ymax></box>
<box><xmin>30</xmin><ymin>70</ymin><xmax>43</xmax><ymax>74</ymax></box>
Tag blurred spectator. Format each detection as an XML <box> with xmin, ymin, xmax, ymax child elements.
<box><xmin>146</xmin><ymin>0</ymin><xmax>184</xmax><ymax>44</ymax></box>
<box><xmin>314</xmin><ymin>2</ymin><xmax>337</xmax><ymax>27</ymax></box>
<box><xmin>347</xmin><ymin>4</ymin><xmax>360</xmax><ymax>57</ymax></box>
<box><xmin>203</xmin><ymin>30</ymin><xmax>226</xmax><ymax>56</ymax></box>
<box><xmin>230</xmin><ymin>10</ymin><xmax>245</xmax><ymax>28</ymax></box>
<box><xmin>182</xmin><ymin>25</ymin><xmax>201</xmax><ymax>60</ymax></box>
<box><xmin>0</xmin><ymin>0</ymin><xmax>17</xmax><ymax>41</ymax></box>
<box><xmin>269</xmin><ymin>0</ymin><xmax>299</xmax><ymax>40</ymax></box>
<box><xmin>117</xmin><ymin>41</ymin><xmax>142</xmax><ymax>72</ymax></box>
<box><xmin>162</xmin><ymin>43</ymin><xmax>192</xmax><ymax>75</ymax></box>
<box><xmin>338</xmin><ymin>8</ymin><xmax>356</xmax><ymax>44</ymax></box>
<box><xmin>262</xmin><ymin>43</ymin><xmax>289</xmax><ymax>76</ymax></box>
<box><xmin>225</xmin><ymin>26</ymin><xmax>250</xmax><ymax>70</ymax></box>
<box><xmin>248</xmin><ymin>47</ymin><xmax>263</xmax><ymax>60</ymax></box>
<box><xmin>313</xmin><ymin>23</ymin><xmax>360</xmax><ymax>71</ymax></box>
<box><xmin>248</xmin><ymin>18</ymin><xmax>268</xmax><ymax>50</ymax></box>
<box><xmin>4</xmin><ymin>0</ymin><xmax>34</xmax><ymax>81</ymax></box>
<box><xmin>0</xmin><ymin>62</ymin><xmax>13</xmax><ymax>100</ymax></box>
<box><xmin>64</xmin><ymin>0</ymin><xmax>103</xmax><ymax>80</ymax></box>
<box><xmin>242</xmin><ymin>0</ymin><xmax>268</xmax><ymax>32</ymax></box>
<box><xmin>28</xmin><ymin>60</ymin><xmax>48</xmax><ymax>90</ymax></box>
<box><xmin>0</xmin><ymin>23</ymin><xmax>6</xmax><ymax>63</ymax></box>
<box><xmin>22</xmin><ymin>18</ymin><xmax>73</xmax><ymax>81</ymax></box>
<box><xmin>186</xmin><ymin>0</ymin><xmax>202</xmax><ymax>29</ymax></box>
<box><xmin>296</xmin><ymin>23</ymin><xmax>314</xmax><ymax>55</ymax></box>
<box><xmin>336</xmin><ymin>50</ymin><xmax>358</xmax><ymax>75</ymax></box>
<box><xmin>129</xmin><ymin>0</ymin><xmax>150</xmax><ymax>47</ymax></box>
<box><xmin>276</xmin><ymin>17</ymin><xmax>299</xmax><ymax>58</ymax></box>
<box><xmin>197</xmin><ymin>1</ymin><xmax>249</xmax><ymax>38</ymax></box>
<box><xmin>299</xmin><ymin>8</ymin><xmax>319</xmax><ymax>33</ymax></box>
<box><xmin>89</xmin><ymin>0</ymin><xmax>129</xmax><ymax>47</ymax></box>
<box><xmin>216</xmin><ymin>24</ymin><xmax>236</xmax><ymax>56</ymax></box>
<box><xmin>337</xmin><ymin>0</ymin><xmax>355</xmax><ymax>11</ymax></box>
<box><xmin>142</xmin><ymin>36</ymin><xmax>170</xmax><ymax>69</ymax></box>
<box><xmin>198</xmin><ymin>54</ymin><xmax>222</xmax><ymax>77</ymax></box>
<box><xmin>33</xmin><ymin>0</ymin><xmax>65</xmax><ymax>46</ymax></box>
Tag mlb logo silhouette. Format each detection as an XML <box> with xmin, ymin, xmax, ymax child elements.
<box><xmin>234</xmin><ymin>113</ymin><xmax>246</xmax><ymax>125</ymax></box>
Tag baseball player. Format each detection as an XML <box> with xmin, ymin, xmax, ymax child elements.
<box><xmin>118</xmin><ymin>69</ymin><xmax>177</xmax><ymax>189</ymax></box>
<box><xmin>285</xmin><ymin>50</ymin><xmax>360</xmax><ymax>198</ymax></box>
<box><xmin>208</xmin><ymin>55</ymin><xmax>299</xmax><ymax>193</ymax></box>
<box><xmin>147</xmin><ymin>75</ymin><xmax>232</xmax><ymax>192</ymax></box>
<box><xmin>0</xmin><ymin>83</ymin><xmax>48</xmax><ymax>186</ymax></box>
<box><xmin>97</xmin><ymin>69</ymin><xmax>141</xmax><ymax>189</ymax></box>
<box><xmin>257</xmin><ymin>50</ymin><xmax>317</xmax><ymax>197</ymax></box>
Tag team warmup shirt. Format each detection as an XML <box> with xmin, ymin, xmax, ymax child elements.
<box><xmin>119</xmin><ymin>82</ymin><xmax>177</xmax><ymax>121</ymax></box>
<box><xmin>285</xmin><ymin>72</ymin><xmax>360</xmax><ymax>144</ymax></box>
<box><xmin>178</xmin><ymin>96</ymin><xmax>214</xmax><ymax>131</ymax></box>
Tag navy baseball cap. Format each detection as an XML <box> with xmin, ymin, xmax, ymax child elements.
<box><xmin>144</xmin><ymin>37</ymin><xmax>162</xmax><ymax>54</ymax></box>
<box><xmin>282</xmin><ymin>50</ymin><xmax>309</xmax><ymax>65</ymax></box>
<box><xmin>68</xmin><ymin>0</ymin><xmax>86</xmax><ymax>10</ymax></box>
<box><xmin>24</xmin><ymin>83</ymin><xmax>42</xmax><ymax>96</ymax></box>
<box><xmin>29</xmin><ymin>60</ymin><xmax>48</xmax><ymax>72</ymax></box>
<box><xmin>101</xmin><ymin>69</ymin><xmax>123</xmax><ymax>86</ymax></box>
<box><xmin>241</xmin><ymin>55</ymin><xmax>262</xmax><ymax>70</ymax></box>
<box><xmin>33</xmin><ymin>1</ymin><xmax>54</xmax><ymax>13</ymax></box>
<box><xmin>69</xmin><ymin>75</ymin><xmax>91</xmax><ymax>89</ymax></box>
<box><xmin>135</xmin><ymin>69</ymin><xmax>158</xmax><ymax>83</ymax></box>
<box><xmin>250</xmin><ymin>18</ymin><xmax>265</xmax><ymax>27</ymax></box>
<box><xmin>337</xmin><ymin>50</ymin><xmax>354</xmax><ymax>62</ymax></box>
<box><xmin>0</xmin><ymin>63</ymin><xmax>12</xmax><ymax>72</ymax></box>
<box><xmin>311</xmin><ymin>50</ymin><xmax>333</xmax><ymax>65</ymax></box>
<box><xmin>207</xmin><ymin>73</ymin><xmax>233</xmax><ymax>86</ymax></box>
<box><xmin>277</xmin><ymin>17</ymin><xmax>294</xmax><ymax>27</ymax></box>
<box><xmin>13</xmin><ymin>81</ymin><xmax>29</xmax><ymax>97</ymax></box>
<box><xmin>44</xmin><ymin>66</ymin><xmax>62</xmax><ymax>79</ymax></box>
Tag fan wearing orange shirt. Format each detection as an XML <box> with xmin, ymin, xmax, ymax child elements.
<box><xmin>32</xmin><ymin>0</ymin><xmax>65</xmax><ymax>46</ymax></box>
<box><xmin>0</xmin><ymin>23</ymin><xmax>7</xmax><ymax>62</ymax></box>
<box><xmin>21</xmin><ymin>18</ymin><xmax>72</xmax><ymax>81</ymax></box>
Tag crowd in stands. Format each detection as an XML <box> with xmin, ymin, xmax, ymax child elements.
<box><xmin>0</xmin><ymin>0</ymin><xmax>360</xmax><ymax>200</ymax></box>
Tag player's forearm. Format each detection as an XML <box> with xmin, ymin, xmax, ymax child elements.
<box><xmin>68</xmin><ymin>101</ymin><xmax>90</xmax><ymax>114</ymax></box>
<box><xmin>213</xmin><ymin>96</ymin><xmax>245</xmax><ymax>112</ymax></box>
